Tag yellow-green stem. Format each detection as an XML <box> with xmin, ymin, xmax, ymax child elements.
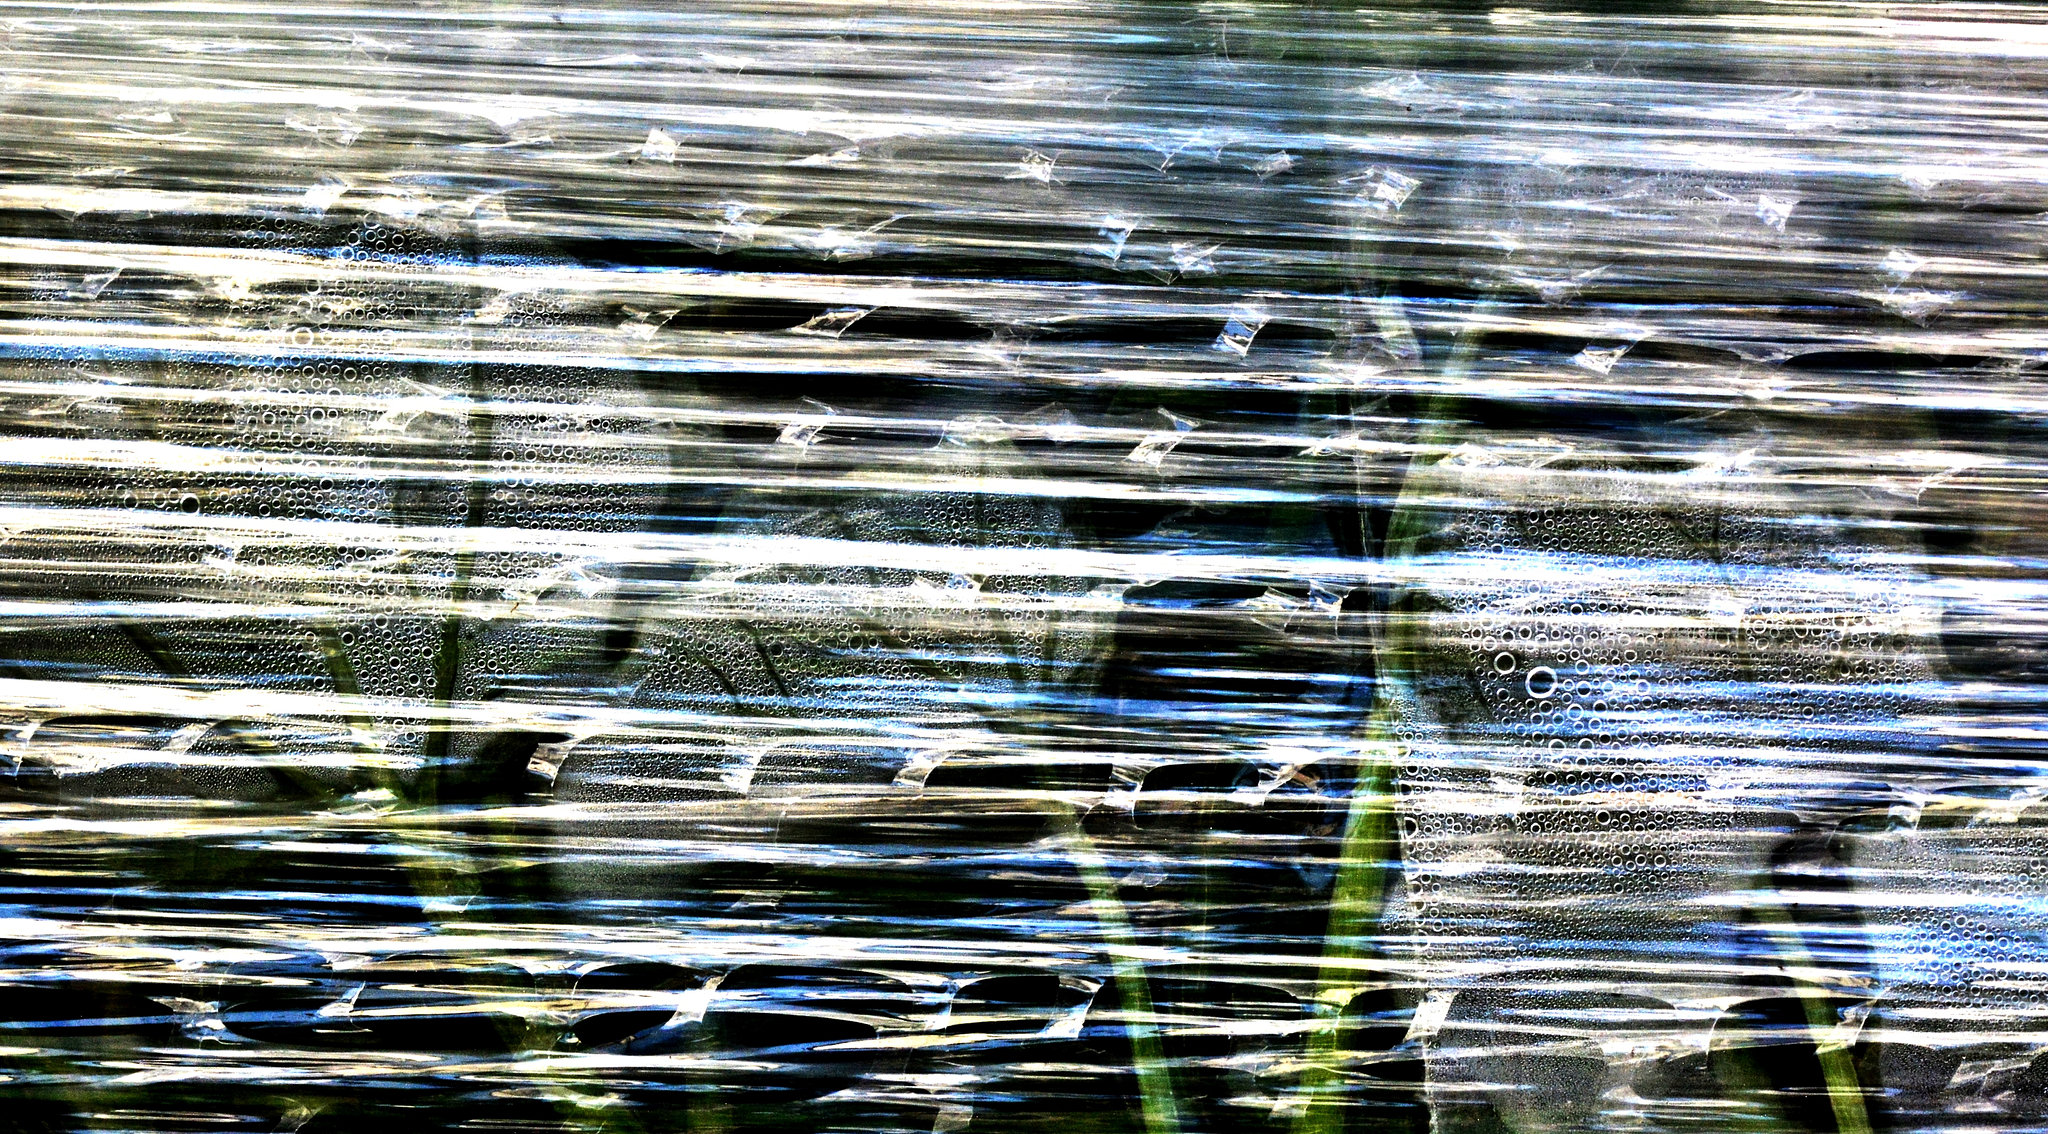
<box><xmin>1055</xmin><ymin>809</ymin><xmax>1182</xmax><ymax>1134</ymax></box>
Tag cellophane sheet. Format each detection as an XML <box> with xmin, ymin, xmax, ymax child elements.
<box><xmin>0</xmin><ymin>3</ymin><xmax>2045</xmax><ymax>1133</ymax></box>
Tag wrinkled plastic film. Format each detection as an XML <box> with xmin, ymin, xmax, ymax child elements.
<box><xmin>1</xmin><ymin>3</ymin><xmax>2046</xmax><ymax>1133</ymax></box>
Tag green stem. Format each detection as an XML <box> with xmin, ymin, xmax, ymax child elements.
<box><xmin>1291</xmin><ymin>712</ymin><xmax>1400</xmax><ymax>1134</ymax></box>
<box><xmin>1755</xmin><ymin>900</ymin><xmax>1872</xmax><ymax>1134</ymax></box>
<box><xmin>1054</xmin><ymin>808</ymin><xmax>1182</xmax><ymax>1134</ymax></box>
<box><xmin>1293</xmin><ymin>306</ymin><xmax>1501</xmax><ymax>1132</ymax></box>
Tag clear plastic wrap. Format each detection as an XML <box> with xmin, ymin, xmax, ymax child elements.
<box><xmin>0</xmin><ymin>3</ymin><xmax>2045</xmax><ymax>1132</ymax></box>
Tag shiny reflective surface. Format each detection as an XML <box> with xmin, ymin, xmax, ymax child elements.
<box><xmin>0</xmin><ymin>2</ymin><xmax>2045</xmax><ymax>1132</ymax></box>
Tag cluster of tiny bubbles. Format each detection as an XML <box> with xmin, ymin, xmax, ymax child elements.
<box><xmin>489</xmin><ymin>287</ymin><xmax>571</xmax><ymax>332</ymax></box>
<box><xmin>482</xmin><ymin>366</ymin><xmax>664</xmax><ymax>533</ymax></box>
<box><xmin>445</xmin><ymin>285</ymin><xmax>636</xmax><ymax>713</ymax></box>
<box><xmin>104</xmin><ymin>207</ymin><xmax>484</xmax><ymax>775</ymax></box>
<box><xmin>1389</xmin><ymin>452</ymin><xmax>1936</xmax><ymax>1022</ymax></box>
<box><xmin>1843</xmin><ymin>802</ymin><xmax>2048</xmax><ymax>1031</ymax></box>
